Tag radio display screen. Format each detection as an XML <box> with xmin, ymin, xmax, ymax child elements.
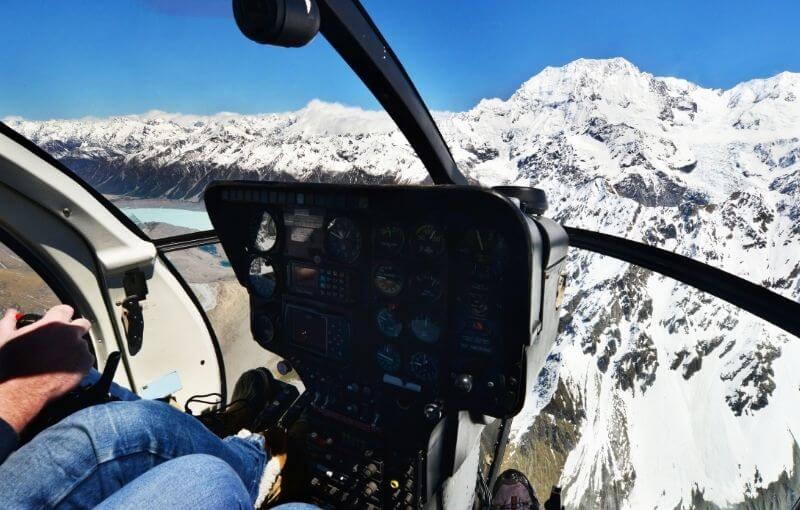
<box><xmin>291</xmin><ymin>263</ymin><xmax>319</xmax><ymax>292</ymax></box>
<box><xmin>286</xmin><ymin>306</ymin><xmax>327</xmax><ymax>353</ymax></box>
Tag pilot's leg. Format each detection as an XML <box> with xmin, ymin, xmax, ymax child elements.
<box><xmin>0</xmin><ymin>399</ymin><xmax>273</xmax><ymax>509</ymax></box>
<box><xmin>94</xmin><ymin>454</ymin><xmax>253</xmax><ymax>510</ymax></box>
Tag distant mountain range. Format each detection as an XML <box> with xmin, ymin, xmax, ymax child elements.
<box><xmin>6</xmin><ymin>57</ymin><xmax>800</xmax><ymax>509</ymax></box>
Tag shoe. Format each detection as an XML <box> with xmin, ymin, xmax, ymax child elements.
<box><xmin>491</xmin><ymin>469</ymin><xmax>539</xmax><ymax>510</ymax></box>
<box><xmin>196</xmin><ymin>367</ymin><xmax>276</xmax><ymax>437</ymax></box>
<box><xmin>254</xmin><ymin>415</ymin><xmax>311</xmax><ymax>509</ymax></box>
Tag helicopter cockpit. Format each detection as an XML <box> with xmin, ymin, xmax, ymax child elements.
<box><xmin>2</xmin><ymin>0</ymin><xmax>800</xmax><ymax>509</ymax></box>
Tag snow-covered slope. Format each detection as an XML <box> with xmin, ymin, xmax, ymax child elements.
<box><xmin>5</xmin><ymin>58</ymin><xmax>800</xmax><ymax>509</ymax></box>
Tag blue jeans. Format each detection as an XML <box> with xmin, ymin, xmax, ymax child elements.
<box><xmin>0</xmin><ymin>372</ymin><xmax>317</xmax><ymax>509</ymax></box>
<box><xmin>94</xmin><ymin>454</ymin><xmax>254</xmax><ymax>509</ymax></box>
<box><xmin>93</xmin><ymin>455</ymin><xmax>316</xmax><ymax>510</ymax></box>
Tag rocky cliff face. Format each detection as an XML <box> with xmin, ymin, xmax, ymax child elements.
<box><xmin>6</xmin><ymin>57</ymin><xmax>800</xmax><ymax>509</ymax></box>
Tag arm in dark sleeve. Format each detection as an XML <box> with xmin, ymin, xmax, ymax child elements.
<box><xmin>0</xmin><ymin>417</ymin><xmax>18</xmax><ymax>464</ymax></box>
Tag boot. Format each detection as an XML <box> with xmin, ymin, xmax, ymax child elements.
<box><xmin>196</xmin><ymin>367</ymin><xmax>276</xmax><ymax>437</ymax></box>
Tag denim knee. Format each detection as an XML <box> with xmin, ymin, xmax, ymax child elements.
<box><xmin>172</xmin><ymin>454</ymin><xmax>249</xmax><ymax>493</ymax></box>
<box><xmin>93</xmin><ymin>454</ymin><xmax>254</xmax><ymax>509</ymax></box>
<box><xmin>61</xmin><ymin>399</ymin><xmax>188</xmax><ymax>462</ymax></box>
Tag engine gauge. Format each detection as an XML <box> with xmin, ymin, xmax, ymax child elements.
<box><xmin>375</xmin><ymin>224</ymin><xmax>405</xmax><ymax>254</ymax></box>
<box><xmin>468</xmin><ymin>292</ymin><xmax>489</xmax><ymax>318</ymax></box>
<box><xmin>253</xmin><ymin>211</ymin><xmax>277</xmax><ymax>252</ymax></box>
<box><xmin>376</xmin><ymin>343</ymin><xmax>402</xmax><ymax>373</ymax></box>
<box><xmin>410</xmin><ymin>313</ymin><xmax>442</xmax><ymax>343</ymax></box>
<box><xmin>413</xmin><ymin>224</ymin><xmax>445</xmax><ymax>257</ymax></box>
<box><xmin>374</xmin><ymin>263</ymin><xmax>405</xmax><ymax>297</ymax></box>
<box><xmin>460</xmin><ymin>229</ymin><xmax>506</xmax><ymax>259</ymax></box>
<box><xmin>376</xmin><ymin>305</ymin><xmax>402</xmax><ymax>338</ymax></box>
<box><xmin>248</xmin><ymin>257</ymin><xmax>276</xmax><ymax>298</ymax></box>
<box><xmin>326</xmin><ymin>217</ymin><xmax>361</xmax><ymax>264</ymax></box>
<box><xmin>409</xmin><ymin>352</ymin><xmax>438</xmax><ymax>382</ymax></box>
<box><xmin>412</xmin><ymin>273</ymin><xmax>443</xmax><ymax>302</ymax></box>
<box><xmin>460</xmin><ymin>229</ymin><xmax>506</xmax><ymax>279</ymax></box>
<box><xmin>253</xmin><ymin>314</ymin><xmax>275</xmax><ymax>347</ymax></box>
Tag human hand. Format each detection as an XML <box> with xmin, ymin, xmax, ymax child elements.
<box><xmin>0</xmin><ymin>305</ymin><xmax>94</xmax><ymax>433</ymax></box>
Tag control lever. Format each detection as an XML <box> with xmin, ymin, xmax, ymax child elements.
<box><xmin>84</xmin><ymin>351</ymin><xmax>122</xmax><ymax>401</ymax></box>
<box><xmin>20</xmin><ymin>351</ymin><xmax>123</xmax><ymax>444</ymax></box>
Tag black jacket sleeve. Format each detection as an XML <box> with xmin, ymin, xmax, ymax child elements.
<box><xmin>0</xmin><ymin>418</ymin><xmax>18</xmax><ymax>464</ymax></box>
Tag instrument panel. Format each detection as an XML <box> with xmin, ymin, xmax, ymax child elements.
<box><xmin>205</xmin><ymin>182</ymin><xmax>543</xmax><ymax>419</ymax></box>
<box><xmin>205</xmin><ymin>182</ymin><xmax>568</xmax><ymax>508</ymax></box>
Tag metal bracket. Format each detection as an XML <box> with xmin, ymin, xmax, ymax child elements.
<box><xmin>117</xmin><ymin>269</ymin><xmax>149</xmax><ymax>355</ymax></box>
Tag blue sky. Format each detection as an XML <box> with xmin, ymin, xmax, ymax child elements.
<box><xmin>1</xmin><ymin>0</ymin><xmax>798</xmax><ymax>120</ymax></box>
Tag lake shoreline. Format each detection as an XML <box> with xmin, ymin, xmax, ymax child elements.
<box><xmin>109</xmin><ymin>196</ymin><xmax>206</xmax><ymax>211</ymax></box>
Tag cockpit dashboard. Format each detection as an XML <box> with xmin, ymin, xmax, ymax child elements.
<box><xmin>206</xmin><ymin>183</ymin><xmax>546</xmax><ymax>418</ymax></box>
<box><xmin>205</xmin><ymin>182</ymin><xmax>567</xmax><ymax>509</ymax></box>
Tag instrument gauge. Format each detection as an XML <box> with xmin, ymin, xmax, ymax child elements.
<box><xmin>248</xmin><ymin>257</ymin><xmax>277</xmax><ymax>299</ymax></box>
<box><xmin>376</xmin><ymin>305</ymin><xmax>403</xmax><ymax>338</ymax></box>
<box><xmin>373</xmin><ymin>263</ymin><xmax>405</xmax><ymax>297</ymax></box>
<box><xmin>253</xmin><ymin>211</ymin><xmax>277</xmax><ymax>252</ymax></box>
<box><xmin>412</xmin><ymin>273</ymin><xmax>443</xmax><ymax>303</ymax></box>
<box><xmin>460</xmin><ymin>229</ymin><xmax>507</xmax><ymax>280</ymax></box>
<box><xmin>376</xmin><ymin>343</ymin><xmax>402</xmax><ymax>373</ymax></box>
<box><xmin>468</xmin><ymin>292</ymin><xmax>489</xmax><ymax>318</ymax></box>
<box><xmin>413</xmin><ymin>224</ymin><xmax>445</xmax><ymax>257</ymax></box>
<box><xmin>409</xmin><ymin>352</ymin><xmax>438</xmax><ymax>382</ymax></box>
<box><xmin>326</xmin><ymin>217</ymin><xmax>361</xmax><ymax>264</ymax></box>
<box><xmin>253</xmin><ymin>314</ymin><xmax>275</xmax><ymax>347</ymax></box>
<box><xmin>375</xmin><ymin>224</ymin><xmax>405</xmax><ymax>254</ymax></box>
<box><xmin>410</xmin><ymin>313</ymin><xmax>442</xmax><ymax>343</ymax></box>
<box><xmin>460</xmin><ymin>229</ymin><xmax>506</xmax><ymax>259</ymax></box>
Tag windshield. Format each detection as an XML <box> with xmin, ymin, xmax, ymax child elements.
<box><xmin>0</xmin><ymin>0</ymin><xmax>427</xmax><ymax>239</ymax></box>
<box><xmin>2</xmin><ymin>1</ymin><xmax>800</xmax><ymax>508</ymax></box>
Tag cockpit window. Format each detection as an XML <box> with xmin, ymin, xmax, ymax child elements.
<box><xmin>0</xmin><ymin>2</ymin><xmax>422</xmax><ymax>240</ymax></box>
<box><xmin>494</xmin><ymin>249</ymin><xmax>800</xmax><ymax>508</ymax></box>
<box><xmin>0</xmin><ymin>239</ymin><xmax>60</xmax><ymax>315</ymax></box>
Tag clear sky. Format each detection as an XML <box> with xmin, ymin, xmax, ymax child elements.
<box><xmin>1</xmin><ymin>0</ymin><xmax>798</xmax><ymax>120</ymax></box>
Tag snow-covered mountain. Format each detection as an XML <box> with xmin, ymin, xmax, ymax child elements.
<box><xmin>5</xmin><ymin>57</ymin><xmax>800</xmax><ymax>509</ymax></box>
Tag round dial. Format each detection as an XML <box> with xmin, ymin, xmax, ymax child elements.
<box><xmin>253</xmin><ymin>314</ymin><xmax>275</xmax><ymax>347</ymax></box>
<box><xmin>410</xmin><ymin>313</ymin><xmax>442</xmax><ymax>343</ymax></box>
<box><xmin>412</xmin><ymin>273</ymin><xmax>443</xmax><ymax>302</ymax></box>
<box><xmin>459</xmin><ymin>320</ymin><xmax>493</xmax><ymax>354</ymax></box>
<box><xmin>374</xmin><ymin>263</ymin><xmax>404</xmax><ymax>297</ymax></box>
<box><xmin>376</xmin><ymin>305</ymin><xmax>402</xmax><ymax>338</ymax></box>
<box><xmin>248</xmin><ymin>257</ymin><xmax>276</xmax><ymax>298</ymax></box>
<box><xmin>254</xmin><ymin>211</ymin><xmax>277</xmax><ymax>252</ymax></box>
<box><xmin>375</xmin><ymin>224</ymin><xmax>405</xmax><ymax>254</ymax></box>
<box><xmin>468</xmin><ymin>292</ymin><xmax>489</xmax><ymax>318</ymax></box>
<box><xmin>460</xmin><ymin>229</ymin><xmax>506</xmax><ymax>279</ymax></box>
<box><xmin>413</xmin><ymin>224</ymin><xmax>445</xmax><ymax>257</ymax></box>
<box><xmin>409</xmin><ymin>352</ymin><xmax>438</xmax><ymax>382</ymax></box>
<box><xmin>376</xmin><ymin>343</ymin><xmax>402</xmax><ymax>373</ymax></box>
<box><xmin>326</xmin><ymin>217</ymin><xmax>361</xmax><ymax>263</ymax></box>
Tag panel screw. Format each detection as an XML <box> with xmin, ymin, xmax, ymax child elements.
<box><xmin>62</xmin><ymin>207</ymin><xmax>71</xmax><ymax>218</ymax></box>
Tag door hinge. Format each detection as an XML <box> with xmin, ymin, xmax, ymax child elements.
<box><xmin>117</xmin><ymin>268</ymin><xmax>149</xmax><ymax>356</ymax></box>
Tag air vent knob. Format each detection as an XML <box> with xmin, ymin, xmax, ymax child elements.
<box><xmin>453</xmin><ymin>373</ymin><xmax>474</xmax><ymax>393</ymax></box>
<box><xmin>423</xmin><ymin>402</ymin><xmax>443</xmax><ymax>421</ymax></box>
